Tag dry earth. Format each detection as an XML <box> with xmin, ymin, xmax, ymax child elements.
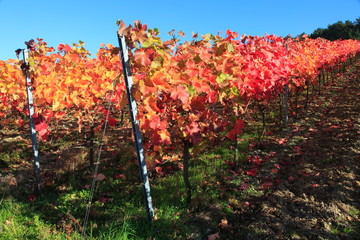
<box><xmin>217</xmin><ymin>62</ymin><xmax>360</xmax><ymax>239</ymax></box>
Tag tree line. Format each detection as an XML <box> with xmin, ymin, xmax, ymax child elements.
<box><xmin>309</xmin><ymin>18</ymin><xmax>360</xmax><ymax>41</ymax></box>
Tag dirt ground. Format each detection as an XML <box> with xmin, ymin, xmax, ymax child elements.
<box><xmin>216</xmin><ymin>63</ymin><xmax>360</xmax><ymax>239</ymax></box>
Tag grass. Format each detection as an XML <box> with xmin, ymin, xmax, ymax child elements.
<box><xmin>0</xmin><ymin>196</ymin><xmax>143</xmax><ymax>239</ymax></box>
<box><xmin>0</xmin><ymin>125</ymin><xmax>268</xmax><ymax>240</ymax></box>
<box><xmin>0</xmin><ymin>198</ymin><xmax>76</xmax><ymax>240</ymax></box>
<box><xmin>0</xmin><ymin>135</ymin><xmax>252</xmax><ymax>239</ymax></box>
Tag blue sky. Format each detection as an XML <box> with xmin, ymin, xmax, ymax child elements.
<box><xmin>0</xmin><ymin>0</ymin><xmax>359</xmax><ymax>60</ymax></box>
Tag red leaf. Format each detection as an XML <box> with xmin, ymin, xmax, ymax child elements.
<box><xmin>58</xmin><ymin>43</ymin><xmax>72</xmax><ymax>52</ymax></box>
<box><xmin>54</xmin><ymin>111</ymin><xmax>66</xmax><ymax>120</ymax></box>
<box><xmin>149</xmin><ymin>115</ymin><xmax>161</xmax><ymax>129</ymax></box>
<box><xmin>35</xmin><ymin>121</ymin><xmax>47</xmax><ymax>132</ymax></box>
<box><xmin>275</xmin><ymin>179</ymin><xmax>283</xmax><ymax>184</ymax></box>
<box><xmin>28</xmin><ymin>194</ymin><xmax>37</xmax><ymax>202</ymax></box>
<box><xmin>276</xmin><ymin>138</ymin><xmax>287</xmax><ymax>145</ymax></box>
<box><xmin>190</xmin><ymin>96</ymin><xmax>206</xmax><ymax>113</ymax></box>
<box><xmin>245</xmin><ymin>168</ymin><xmax>257</xmax><ymax>177</ymax></box>
<box><xmin>207</xmin><ymin>90</ymin><xmax>217</xmax><ymax>103</ymax></box>
<box><xmin>15</xmin><ymin>119</ymin><xmax>25</xmax><ymax>127</ymax></box>
<box><xmin>114</xmin><ymin>174</ymin><xmax>126</xmax><ymax>180</ymax></box>
<box><xmin>226</xmin><ymin>119</ymin><xmax>244</xmax><ymax>140</ymax></box>
<box><xmin>170</xmin><ymin>85</ymin><xmax>189</xmax><ymax>104</ymax></box>
<box><xmin>107</xmin><ymin>117</ymin><xmax>118</xmax><ymax>127</ymax></box>
<box><xmin>42</xmin><ymin>109</ymin><xmax>54</xmax><ymax>122</ymax></box>
<box><xmin>96</xmin><ymin>173</ymin><xmax>106</xmax><ymax>181</ymax></box>
<box><xmin>208</xmin><ymin>232</ymin><xmax>220</xmax><ymax>240</ymax></box>
<box><xmin>35</xmin><ymin>121</ymin><xmax>50</xmax><ymax>141</ymax></box>
<box><xmin>226</xmin><ymin>29</ymin><xmax>238</xmax><ymax>39</ymax></box>
<box><xmin>97</xmin><ymin>197</ymin><xmax>108</xmax><ymax>203</ymax></box>
<box><xmin>186</xmin><ymin>121</ymin><xmax>201</xmax><ymax>135</ymax></box>
<box><xmin>240</xmin><ymin>183</ymin><xmax>250</xmax><ymax>190</ymax></box>
<box><xmin>38</xmin><ymin>128</ymin><xmax>50</xmax><ymax>141</ymax></box>
<box><xmin>25</xmin><ymin>39</ymin><xmax>36</xmax><ymax>50</ymax></box>
<box><xmin>248</xmin><ymin>155</ymin><xmax>263</xmax><ymax>166</ymax></box>
<box><xmin>274</xmin><ymin>163</ymin><xmax>281</xmax><ymax>169</ymax></box>
<box><xmin>261</xmin><ymin>182</ymin><xmax>273</xmax><ymax>189</ymax></box>
<box><xmin>294</xmin><ymin>146</ymin><xmax>302</xmax><ymax>155</ymax></box>
<box><xmin>288</xmin><ymin>176</ymin><xmax>295</xmax><ymax>182</ymax></box>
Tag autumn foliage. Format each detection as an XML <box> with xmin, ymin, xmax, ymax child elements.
<box><xmin>0</xmin><ymin>20</ymin><xmax>359</xmax><ymax>161</ymax></box>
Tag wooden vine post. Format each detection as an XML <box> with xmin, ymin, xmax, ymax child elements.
<box><xmin>117</xmin><ymin>33</ymin><xmax>154</xmax><ymax>221</ymax></box>
<box><xmin>22</xmin><ymin>49</ymin><xmax>41</xmax><ymax>195</ymax></box>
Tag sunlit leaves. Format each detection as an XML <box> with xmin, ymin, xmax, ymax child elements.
<box><xmin>57</xmin><ymin>44</ymin><xmax>72</xmax><ymax>52</ymax></box>
<box><xmin>134</xmin><ymin>49</ymin><xmax>153</xmax><ymax>66</ymax></box>
<box><xmin>1</xmin><ymin>20</ymin><xmax>359</xmax><ymax>157</ymax></box>
<box><xmin>170</xmin><ymin>85</ymin><xmax>189</xmax><ymax>104</ymax></box>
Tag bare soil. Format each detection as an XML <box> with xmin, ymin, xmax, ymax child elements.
<box><xmin>217</xmin><ymin>63</ymin><xmax>360</xmax><ymax>239</ymax></box>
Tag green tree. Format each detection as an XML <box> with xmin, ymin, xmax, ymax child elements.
<box><xmin>310</xmin><ymin>18</ymin><xmax>360</xmax><ymax>41</ymax></box>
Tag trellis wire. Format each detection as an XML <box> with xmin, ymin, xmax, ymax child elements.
<box><xmin>81</xmin><ymin>75</ymin><xmax>119</xmax><ymax>236</ymax></box>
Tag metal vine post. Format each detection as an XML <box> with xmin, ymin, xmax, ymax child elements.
<box><xmin>117</xmin><ymin>33</ymin><xmax>154</xmax><ymax>221</ymax></box>
<box><xmin>22</xmin><ymin>49</ymin><xmax>41</xmax><ymax>195</ymax></box>
<box><xmin>284</xmin><ymin>43</ymin><xmax>290</xmax><ymax>127</ymax></box>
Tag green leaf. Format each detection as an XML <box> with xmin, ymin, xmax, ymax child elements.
<box><xmin>188</xmin><ymin>85</ymin><xmax>196</xmax><ymax>96</ymax></box>
<box><xmin>142</xmin><ymin>39</ymin><xmax>153</xmax><ymax>48</ymax></box>
<box><xmin>142</xmin><ymin>36</ymin><xmax>162</xmax><ymax>48</ymax></box>
<box><xmin>116</xmin><ymin>19</ymin><xmax>123</xmax><ymax>26</ymax></box>
<box><xmin>216</xmin><ymin>73</ymin><xmax>229</xmax><ymax>84</ymax></box>
<box><xmin>153</xmin><ymin>28</ymin><xmax>160</xmax><ymax>35</ymax></box>
<box><xmin>230</xmin><ymin>87</ymin><xmax>239</xmax><ymax>96</ymax></box>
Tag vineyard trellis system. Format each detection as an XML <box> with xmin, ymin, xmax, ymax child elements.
<box><xmin>0</xmin><ymin>20</ymin><xmax>360</xmax><ymax>225</ymax></box>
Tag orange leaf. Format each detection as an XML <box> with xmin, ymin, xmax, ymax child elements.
<box><xmin>155</xmin><ymin>166</ymin><xmax>163</xmax><ymax>174</ymax></box>
<box><xmin>117</xmin><ymin>20</ymin><xmax>127</xmax><ymax>36</ymax></box>
<box><xmin>134</xmin><ymin>49</ymin><xmax>152</xmax><ymax>66</ymax></box>
<box><xmin>158</xmin><ymin>130</ymin><xmax>171</xmax><ymax>144</ymax></box>
<box><xmin>144</xmin><ymin>96</ymin><xmax>160</xmax><ymax>112</ymax></box>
